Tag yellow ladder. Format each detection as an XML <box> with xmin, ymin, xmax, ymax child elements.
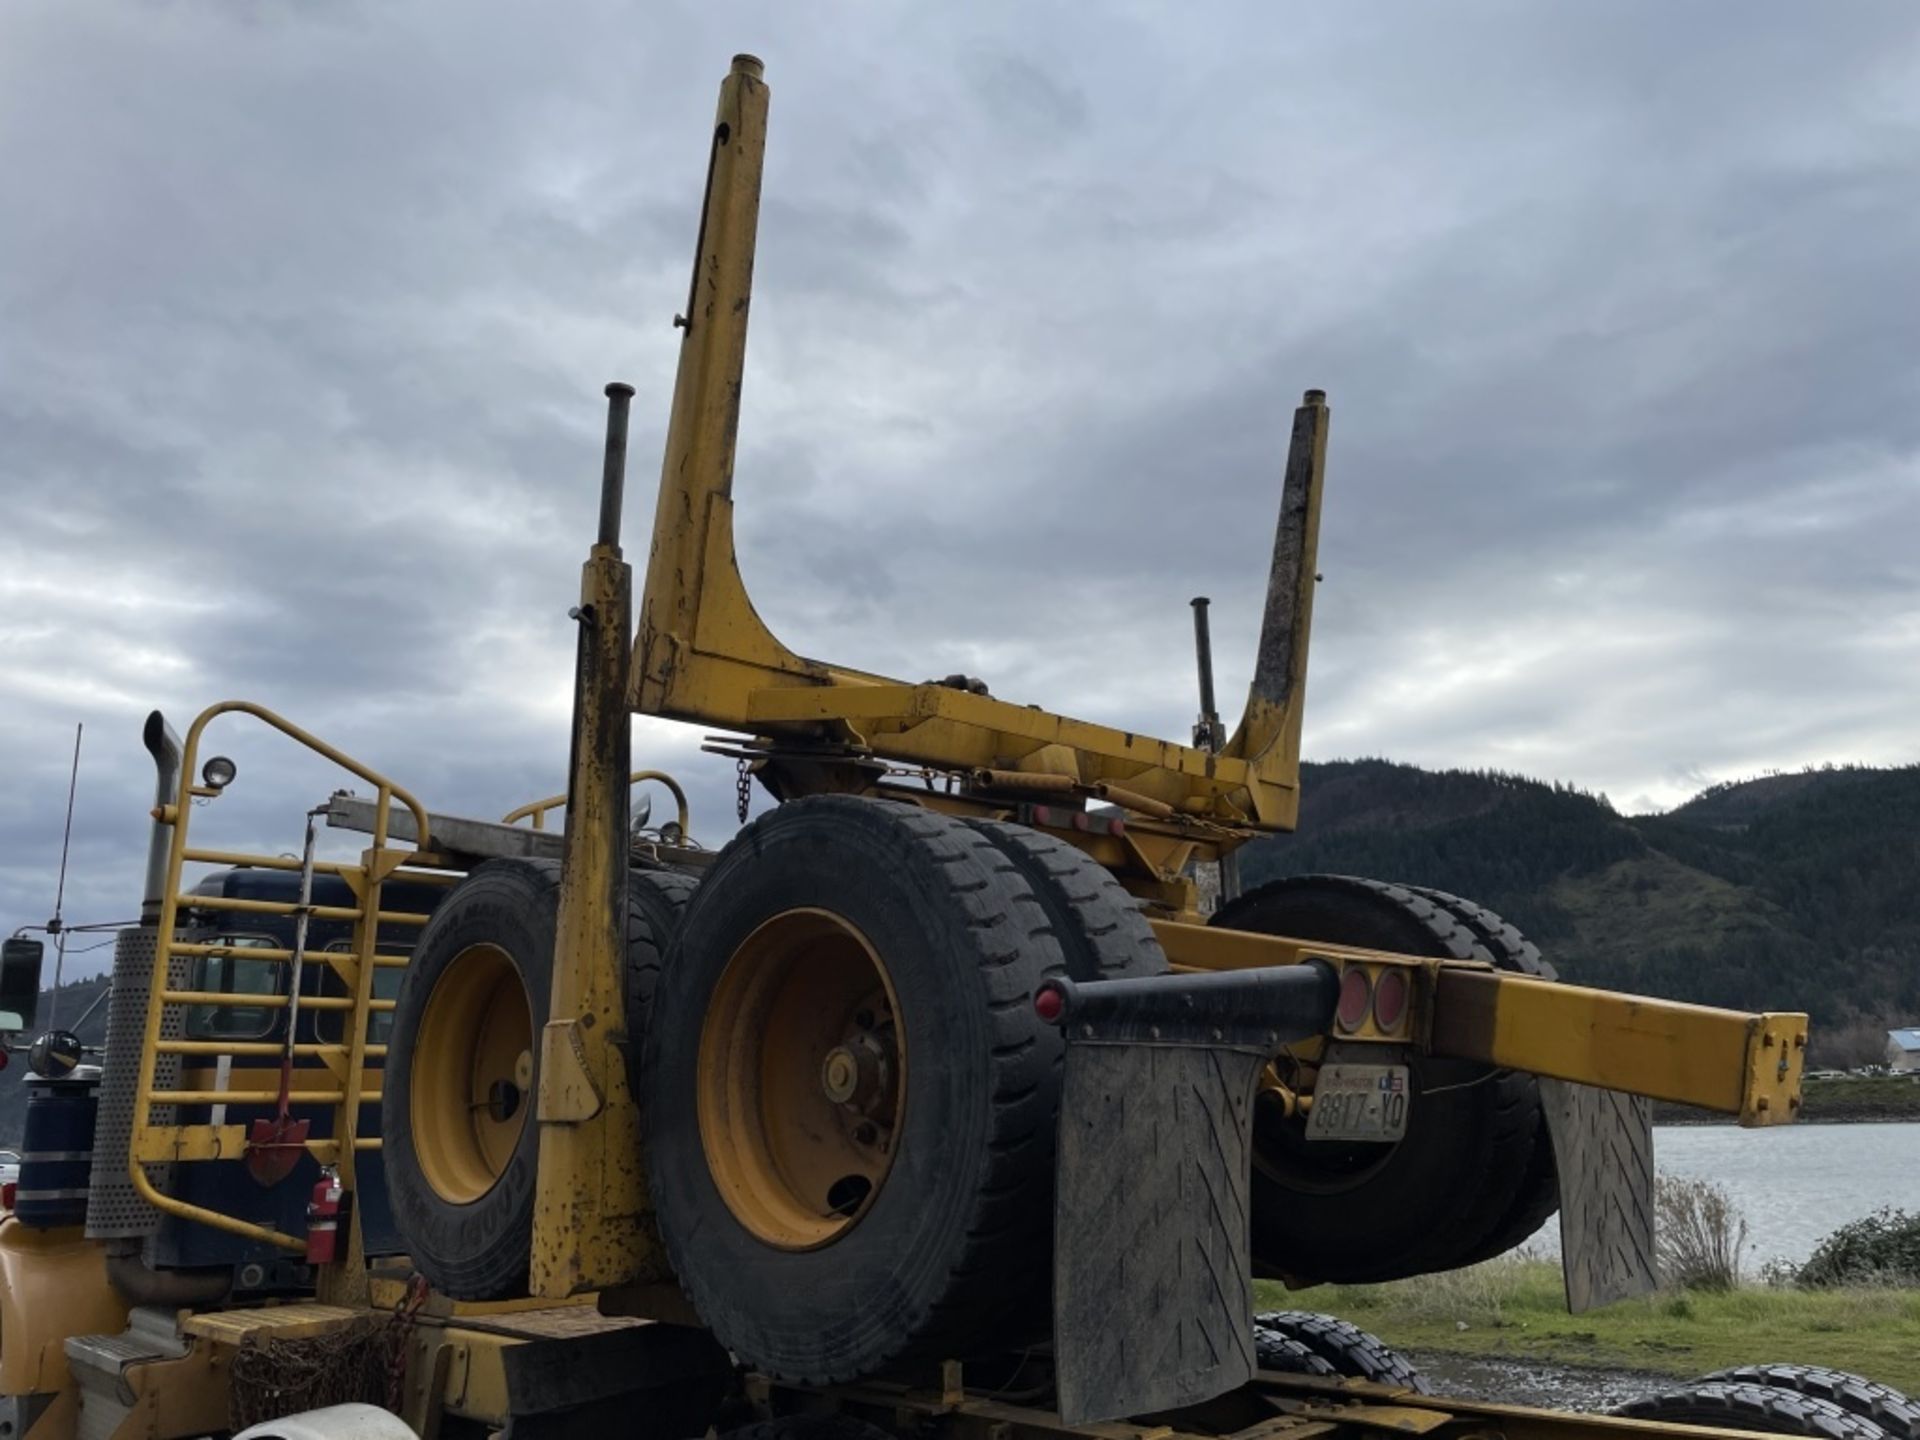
<box><xmin>127</xmin><ymin>701</ymin><xmax>438</xmax><ymax>1255</ymax></box>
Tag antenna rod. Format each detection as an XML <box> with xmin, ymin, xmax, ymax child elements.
<box><xmin>47</xmin><ymin>721</ymin><xmax>82</xmax><ymax>1025</ymax></box>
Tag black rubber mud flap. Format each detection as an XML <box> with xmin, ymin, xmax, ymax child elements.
<box><xmin>1542</xmin><ymin>1078</ymin><xmax>1656</xmax><ymax>1311</ymax></box>
<box><xmin>1044</xmin><ymin>965</ymin><xmax>1337</xmax><ymax>1426</ymax></box>
<box><xmin>1054</xmin><ymin>1042</ymin><xmax>1264</xmax><ymax>1425</ymax></box>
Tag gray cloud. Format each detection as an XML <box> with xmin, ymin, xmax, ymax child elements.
<box><xmin>5</xmin><ymin>2</ymin><xmax>1918</xmax><ymax>969</ymax></box>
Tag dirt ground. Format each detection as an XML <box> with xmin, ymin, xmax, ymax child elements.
<box><xmin>1406</xmin><ymin>1351</ymin><xmax>1676</xmax><ymax>1412</ymax></box>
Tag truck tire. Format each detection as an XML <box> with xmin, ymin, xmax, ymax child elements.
<box><xmin>1252</xmin><ymin>1329</ymin><xmax>1338</xmax><ymax>1377</ymax></box>
<box><xmin>1410</xmin><ymin>887</ymin><xmax>1562</xmax><ymax>1266</ymax></box>
<box><xmin>963</xmin><ymin>819</ymin><xmax>1169</xmax><ymax>1328</ymax></box>
<box><xmin>1699</xmin><ymin>1368</ymin><xmax>1919</xmax><ymax>1440</ymax></box>
<box><xmin>385</xmin><ymin>858</ymin><xmax>559</xmax><ymax>1299</ymax></box>
<box><xmin>1211</xmin><ymin>875</ymin><xmax>1542</xmax><ymax>1283</ymax></box>
<box><xmin>643</xmin><ymin>797</ymin><xmax>1070</xmax><ymax>1384</ymax></box>
<box><xmin>1614</xmin><ymin>1383</ymin><xmax>1892</xmax><ymax>1440</ymax></box>
<box><xmin>1254</xmin><ymin>1310</ymin><xmax>1432</xmax><ymax>1392</ymax></box>
<box><xmin>622</xmin><ymin>867</ymin><xmax>700</xmax><ymax>1112</ymax></box>
<box><xmin>965</xmin><ymin>820</ymin><xmax>1167</xmax><ymax>985</ymax></box>
<box><xmin>386</xmin><ymin>861</ymin><xmax>692</xmax><ymax>1299</ymax></box>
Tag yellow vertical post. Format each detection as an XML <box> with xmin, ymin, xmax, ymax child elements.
<box><xmin>534</xmin><ymin>57</ymin><xmax>772</xmax><ymax>1294</ymax></box>
<box><xmin>530</xmin><ymin>381</ymin><xmax>660</xmax><ymax>1295</ymax></box>
<box><xmin>631</xmin><ymin>54</ymin><xmax>781</xmax><ymax>716</ymax></box>
<box><xmin>1220</xmin><ymin>389</ymin><xmax>1330</xmax><ymax>829</ymax></box>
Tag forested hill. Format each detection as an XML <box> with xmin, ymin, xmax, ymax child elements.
<box><xmin>1240</xmin><ymin>760</ymin><xmax>1920</xmax><ymax>1059</ymax></box>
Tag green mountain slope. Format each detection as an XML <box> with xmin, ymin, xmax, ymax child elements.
<box><xmin>1240</xmin><ymin>760</ymin><xmax>1920</xmax><ymax>1048</ymax></box>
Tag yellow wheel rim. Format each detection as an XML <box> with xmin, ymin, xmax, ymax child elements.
<box><xmin>410</xmin><ymin>943</ymin><xmax>534</xmax><ymax>1205</ymax></box>
<box><xmin>697</xmin><ymin>908</ymin><xmax>905</xmax><ymax>1250</ymax></box>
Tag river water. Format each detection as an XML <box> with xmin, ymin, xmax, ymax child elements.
<box><xmin>1527</xmin><ymin>1121</ymin><xmax>1919</xmax><ymax>1269</ymax></box>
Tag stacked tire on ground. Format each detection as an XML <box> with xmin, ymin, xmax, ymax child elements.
<box><xmin>1254</xmin><ymin>1311</ymin><xmax>1432</xmax><ymax>1392</ymax></box>
<box><xmin>1615</xmin><ymin>1366</ymin><xmax>1920</xmax><ymax>1440</ymax></box>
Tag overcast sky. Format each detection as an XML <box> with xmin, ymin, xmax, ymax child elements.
<box><xmin>5</xmin><ymin>3</ymin><xmax>1918</xmax><ymax>972</ymax></box>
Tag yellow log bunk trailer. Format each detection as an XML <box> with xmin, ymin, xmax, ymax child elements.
<box><xmin>6</xmin><ymin>49</ymin><xmax>1901</xmax><ymax>1440</ymax></box>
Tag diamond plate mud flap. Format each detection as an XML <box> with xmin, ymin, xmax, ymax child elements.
<box><xmin>1542</xmin><ymin>1078</ymin><xmax>1656</xmax><ymax>1312</ymax></box>
<box><xmin>1040</xmin><ymin>966</ymin><xmax>1338</xmax><ymax>1426</ymax></box>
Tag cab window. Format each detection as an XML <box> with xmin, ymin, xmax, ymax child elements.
<box><xmin>185</xmin><ymin>936</ymin><xmax>283</xmax><ymax>1040</ymax></box>
<box><xmin>316</xmin><ymin>940</ymin><xmax>405</xmax><ymax>1047</ymax></box>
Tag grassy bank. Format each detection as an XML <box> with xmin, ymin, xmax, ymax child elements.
<box><xmin>1258</xmin><ymin>1258</ymin><xmax>1920</xmax><ymax>1393</ymax></box>
<box><xmin>1654</xmin><ymin>1073</ymin><xmax>1920</xmax><ymax>1125</ymax></box>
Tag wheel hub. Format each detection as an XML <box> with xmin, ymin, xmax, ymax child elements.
<box><xmin>820</xmin><ymin>1021</ymin><xmax>896</xmax><ymax>1118</ymax></box>
<box><xmin>697</xmin><ymin>907</ymin><xmax>906</xmax><ymax>1250</ymax></box>
<box><xmin>409</xmin><ymin>943</ymin><xmax>533</xmax><ymax>1205</ymax></box>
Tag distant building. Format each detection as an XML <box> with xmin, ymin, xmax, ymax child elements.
<box><xmin>1888</xmin><ymin>1029</ymin><xmax>1920</xmax><ymax>1073</ymax></box>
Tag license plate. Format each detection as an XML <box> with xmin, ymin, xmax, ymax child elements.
<box><xmin>1305</xmin><ymin>1064</ymin><xmax>1410</xmax><ymax>1142</ymax></box>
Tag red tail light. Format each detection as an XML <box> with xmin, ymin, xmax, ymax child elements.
<box><xmin>1372</xmin><ymin>968</ymin><xmax>1410</xmax><ymax>1033</ymax></box>
<box><xmin>1335</xmin><ymin>967</ymin><xmax>1372</xmax><ymax>1032</ymax></box>
<box><xmin>1034</xmin><ymin>983</ymin><xmax>1066</xmax><ymax>1024</ymax></box>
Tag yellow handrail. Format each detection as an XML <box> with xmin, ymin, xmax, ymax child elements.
<box><xmin>501</xmin><ymin>768</ymin><xmax>692</xmax><ymax>839</ymax></box>
<box><xmin>182</xmin><ymin>894</ymin><xmax>432</xmax><ymax>926</ymax></box>
<box><xmin>129</xmin><ymin>700</ymin><xmax>434</xmax><ymax>1253</ymax></box>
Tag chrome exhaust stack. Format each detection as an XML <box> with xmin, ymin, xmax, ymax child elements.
<box><xmin>140</xmin><ymin>710</ymin><xmax>182</xmax><ymax>925</ymax></box>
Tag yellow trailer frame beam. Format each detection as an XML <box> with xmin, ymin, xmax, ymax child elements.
<box><xmin>1431</xmin><ymin>967</ymin><xmax>1806</xmax><ymax>1125</ymax></box>
<box><xmin>1153</xmin><ymin>919</ymin><xmax>1807</xmax><ymax>1125</ymax></box>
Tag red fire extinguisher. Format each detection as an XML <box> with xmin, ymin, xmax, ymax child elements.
<box><xmin>306</xmin><ymin>1167</ymin><xmax>351</xmax><ymax>1265</ymax></box>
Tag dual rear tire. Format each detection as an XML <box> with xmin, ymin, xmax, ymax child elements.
<box><xmin>643</xmin><ymin>798</ymin><xmax>1166</xmax><ymax>1383</ymax></box>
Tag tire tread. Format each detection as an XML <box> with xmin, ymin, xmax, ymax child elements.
<box><xmin>1254</xmin><ymin>1310</ymin><xmax>1432</xmax><ymax>1392</ymax></box>
<box><xmin>1613</xmin><ymin>1382</ymin><xmax>1894</xmax><ymax>1440</ymax></box>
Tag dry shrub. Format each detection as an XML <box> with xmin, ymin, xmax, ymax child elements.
<box><xmin>1806</xmin><ymin>1016</ymin><xmax>1901</xmax><ymax>1071</ymax></box>
<box><xmin>1797</xmin><ymin>1208</ymin><xmax>1920</xmax><ymax>1287</ymax></box>
<box><xmin>1656</xmin><ymin>1175</ymin><xmax>1748</xmax><ymax>1291</ymax></box>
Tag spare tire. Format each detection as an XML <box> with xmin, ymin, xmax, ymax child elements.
<box><xmin>1411</xmin><ymin>886</ymin><xmax>1562</xmax><ymax>1266</ymax></box>
<box><xmin>643</xmin><ymin>797</ymin><xmax>1070</xmax><ymax>1384</ymax></box>
<box><xmin>385</xmin><ymin>858</ymin><xmax>558</xmax><ymax>1299</ymax></box>
<box><xmin>385</xmin><ymin>860</ymin><xmax>695</xmax><ymax>1299</ymax></box>
<box><xmin>1212</xmin><ymin>875</ymin><xmax>1543</xmax><ymax>1283</ymax></box>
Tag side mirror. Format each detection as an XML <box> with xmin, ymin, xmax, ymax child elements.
<box><xmin>0</xmin><ymin>937</ymin><xmax>43</xmax><ymax>1035</ymax></box>
<box><xmin>630</xmin><ymin>791</ymin><xmax>654</xmax><ymax>836</ymax></box>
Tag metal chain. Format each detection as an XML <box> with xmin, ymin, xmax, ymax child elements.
<box><xmin>230</xmin><ymin>1328</ymin><xmax>376</xmax><ymax>1432</ymax></box>
<box><xmin>736</xmin><ymin>758</ymin><xmax>752</xmax><ymax>824</ymax></box>
<box><xmin>385</xmin><ymin>1271</ymin><xmax>432</xmax><ymax>1414</ymax></box>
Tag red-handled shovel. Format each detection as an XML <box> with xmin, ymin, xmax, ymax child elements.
<box><xmin>244</xmin><ymin>805</ymin><xmax>325</xmax><ymax>1185</ymax></box>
